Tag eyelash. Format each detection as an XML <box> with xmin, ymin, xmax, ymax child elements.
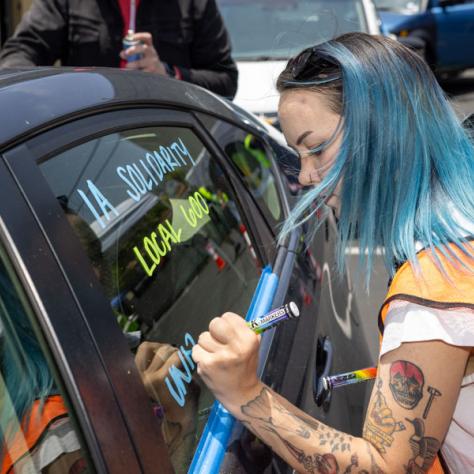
<box><xmin>308</xmin><ymin>148</ymin><xmax>323</xmax><ymax>157</ymax></box>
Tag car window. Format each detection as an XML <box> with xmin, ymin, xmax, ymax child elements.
<box><xmin>199</xmin><ymin>116</ymin><xmax>283</xmax><ymax>229</ymax></box>
<box><xmin>373</xmin><ymin>0</ymin><xmax>422</xmax><ymax>13</ymax></box>
<box><xmin>0</xmin><ymin>244</ymin><xmax>91</xmax><ymax>473</ymax></box>
<box><xmin>38</xmin><ymin>125</ymin><xmax>261</xmax><ymax>473</ymax></box>
<box><xmin>218</xmin><ymin>0</ymin><xmax>369</xmax><ymax>60</ymax></box>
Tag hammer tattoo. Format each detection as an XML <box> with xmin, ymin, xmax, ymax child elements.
<box><xmin>423</xmin><ymin>386</ymin><xmax>442</xmax><ymax>419</ymax></box>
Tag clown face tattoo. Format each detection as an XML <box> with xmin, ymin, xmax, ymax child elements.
<box><xmin>389</xmin><ymin>361</ymin><xmax>424</xmax><ymax>410</ymax></box>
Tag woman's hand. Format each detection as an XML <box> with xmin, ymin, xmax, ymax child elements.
<box><xmin>120</xmin><ymin>32</ymin><xmax>167</xmax><ymax>75</ymax></box>
<box><xmin>192</xmin><ymin>312</ymin><xmax>263</xmax><ymax>411</ymax></box>
<box><xmin>135</xmin><ymin>342</ymin><xmax>183</xmax><ymax>419</ymax></box>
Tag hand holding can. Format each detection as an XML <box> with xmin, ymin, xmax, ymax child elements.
<box><xmin>120</xmin><ymin>32</ymin><xmax>167</xmax><ymax>75</ymax></box>
<box><xmin>122</xmin><ymin>30</ymin><xmax>143</xmax><ymax>63</ymax></box>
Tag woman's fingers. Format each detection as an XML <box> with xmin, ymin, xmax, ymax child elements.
<box><xmin>135</xmin><ymin>341</ymin><xmax>162</xmax><ymax>372</ymax></box>
<box><xmin>192</xmin><ymin>314</ymin><xmax>261</xmax><ymax>407</ymax></box>
<box><xmin>208</xmin><ymin>312</ymin><xmax>250</xmax><ymax>344</ymax></box>
<box><xmin>198</xmin><ymin>331</ymin><xmax>225</xmax><ymax>353</ymax></box>
<box><xmin>147</xmin><ymin>344</ymin><xmax>179</xmax><ymax>373</ymax></box>
<box><xmin>192</xmin><ymin>343</ymin><xmax>212</xmax><ymax>376</ymax></box>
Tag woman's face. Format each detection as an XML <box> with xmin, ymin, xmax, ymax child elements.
<box><xmin>278</xmin><ymin>89</ymin><xmax>343</xmax><ymax>215</ymax></box>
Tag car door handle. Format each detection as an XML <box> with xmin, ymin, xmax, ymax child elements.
<box><xmin>313</xmin><ymin>335</ymin><xmax>333</xmax><ymax>408</ymax></box>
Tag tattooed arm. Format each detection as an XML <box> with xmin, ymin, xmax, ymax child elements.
<box><xmin>192</xmin><ymin>313</ymin><xmax>470</xmax><ymax>473</ymax></box>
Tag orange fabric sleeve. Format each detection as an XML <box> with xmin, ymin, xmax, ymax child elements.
<box><xmin>379</xmin><ymin>241</ymin><xmax>474</xmax><ymax>334</ymax></box>
<box><xmin>2</xmin><ymin>395</ymin><xmax>69</xmax><ymax>474</ymax></box>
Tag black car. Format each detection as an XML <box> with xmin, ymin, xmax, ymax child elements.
<box><xmin>0</xmin><ymin>68</ymin><xmax>373</xmax><ymax>473</ymax></box>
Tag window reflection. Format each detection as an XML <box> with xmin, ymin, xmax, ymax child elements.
<box><xmin>40</xmin><ymin>126</ymin><xmax>261</xmax><ymax>472</ymax></box>
<box><xmin>0</xmin><ymin>246</ymin><xmax>90</xmax><ymax>473</ymax></box>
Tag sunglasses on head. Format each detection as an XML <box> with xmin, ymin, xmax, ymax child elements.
<box><xmin>289</xmin><ymin>47</ymin><xmax>340</xmax><ymax>82</ymax></box>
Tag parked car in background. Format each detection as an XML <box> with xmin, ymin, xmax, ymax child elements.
<box><xmin>374</xmin><ymin>0</ymin><xmax>474</xmax><ymax>78</ymax></box>
<box><xmin>0</xmin><ymin>68</ymin><xmax>374</xmax><ymax>473</ymax></box>
<box><xmin>217</xmin><ymin>0</ymin><xmax>381</xmax><ymax>125</ymax></box>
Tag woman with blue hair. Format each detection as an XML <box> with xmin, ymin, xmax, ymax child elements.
<box><xmin>0</xmin><ymin>260</ymin><xmax>86</xmax><ymax>472</ymax></box>
<box><xmin>192</xmin><ymin>33</ymin><xmax>474</xmax><ymax>473</ymax></box>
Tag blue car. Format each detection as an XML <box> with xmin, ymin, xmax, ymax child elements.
<box><xmin>375</xmin><ymin>0</ymin><xmax>474</xmax><ymax>77</ymax></box>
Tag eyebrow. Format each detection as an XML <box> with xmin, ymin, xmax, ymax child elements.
<box><xmin>296</xmin><ymin>130</ymin><xmax>314</xmax><ymax>146</ymax></box>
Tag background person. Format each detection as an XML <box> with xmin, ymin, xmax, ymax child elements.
<box><xmin>192</xmin><ymin>33</ymin><xmax>474</xmax><ymax>473</ymax></box>
<box><xmin>0</xmin><ymin>0</ymin><xmax>238</xmax><ymax>98</ymax></box>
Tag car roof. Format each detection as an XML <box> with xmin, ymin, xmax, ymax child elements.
<box><xmin>0</xmin><ymin>67</ymin><xmax>266</xmax><ymax>152</ymax></box>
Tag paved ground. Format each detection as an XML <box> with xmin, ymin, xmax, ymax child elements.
<box><xmin>443</xmin><ymin>69</ymin><xmax>474</xmax><ymax>120</ymax></box>
<box><xmin>348</xmin><ymin>69</ymin><xmax>474</xmax><ymax>364</ymax></box>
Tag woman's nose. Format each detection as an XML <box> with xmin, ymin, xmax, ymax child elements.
<box><xmin>299</xmin><ymin>166</ymin><xmax>320</xmax><ymax>187</ymax></box>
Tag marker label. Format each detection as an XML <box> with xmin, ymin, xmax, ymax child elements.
<box><xmin>248</xmin><ymin>302</ymin><xmax>299</xmax><ymax>334</ymax></box>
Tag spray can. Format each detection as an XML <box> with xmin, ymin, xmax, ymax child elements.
<box><xmin>122</xmin><ymin>30</ymin><xmax>143</xmax><ymax>63</ymax></box>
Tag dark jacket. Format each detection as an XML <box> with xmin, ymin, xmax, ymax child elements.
<box><xmin>0</xmin><ymin>0</ymin><xmax>238</xmax><ymax>98</ymax></box>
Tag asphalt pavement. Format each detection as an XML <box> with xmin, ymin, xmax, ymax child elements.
<box><xmin>443</xmin><ymin>69</ymin><xmax>474</xmax><ymax>120</ymax></box>
<box><xmin>348</xmin><ymin>69</ymin><xmax>474</xmax><ymax>365</ymax></box>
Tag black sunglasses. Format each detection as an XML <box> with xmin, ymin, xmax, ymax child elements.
<box><xmin>289</xmin><ymin>47</ymin><xmax>340</xmax><ymax>82</ymax></box>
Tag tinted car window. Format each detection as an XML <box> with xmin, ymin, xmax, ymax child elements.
<box><xmin>0</xmin><ymin>244</ymin><xmax>90</xmax><ymax>473</ymax></box>
<box><xmin>38</xmin><ymin>125</ymin><xmax>261</xmax><ymax>472</ymax></box>
<box><xmin>200</xmin><ymin>117</ymin><xmax>283</xmax><ymax>229</ymax></box>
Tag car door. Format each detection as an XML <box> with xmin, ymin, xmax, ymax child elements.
<box><xmin>431</xmin><ymin>0</ymin><xmax>474</xmax><ymax>68</ymax></box>
<box><xmin>4</xmin><ymin>105</ymin><xmax>283</xmax><ymax>473</ymax></box>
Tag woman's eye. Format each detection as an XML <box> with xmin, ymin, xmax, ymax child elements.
<box><xmin>309</xmin><ymin>148</ymin><xmax>323</xmax><ymax>157</ymax></box>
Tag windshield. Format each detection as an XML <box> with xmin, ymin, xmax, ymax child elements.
<box><xmin>218</xmin><ymin>0</ymin><xmax>369</xmax><ymax>60</ymax></box>
<box><xmin>373</xmin><ymin>0</ymin><xmax>423</xmax><ymax>13</ymax></box>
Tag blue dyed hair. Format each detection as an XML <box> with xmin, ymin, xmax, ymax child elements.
<box><xmin>277</xmin><ymin>33</ymin><xmax>474</xmax><ymax>285</ymax></box>
<box><xmin>0</xmin><ymin>265</ymin><xmax>53</xmax><ymax>442</ymax></box>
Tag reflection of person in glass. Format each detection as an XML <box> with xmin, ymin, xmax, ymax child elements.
<box><xmin>135</xmin><ymin>342</ymin><xmax>200</xmax><ymax>471</ymax></box>
<box><xmin>0</xmin><ymin>266</ymin><xmax>87</xmax><ymax>473</ymax></box>
<box><xmin>61</xmin><ymin>197</ymin><xmax>201</xmax><ymax>472</ymax></box>
<box><xmin>193</xmin><ymin>34</ymin><xmax>474</xmax><ymax>473</ymax></box>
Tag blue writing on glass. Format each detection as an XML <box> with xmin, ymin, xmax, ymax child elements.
<box><xmin>117</xmin><ymin>166</ymin><xmax>141</xmax><ymax>202</ymax></box>
<box><xmin>145</xmin><ymin>152</ymin><xmax>164</xmax><ymax>181</ymax></box>
<box><xmin>171</xmin><ymin>137</ymin><xmax>195</xmax><ymax>165</ymax></box>
<box><xmin>165</xmin><ymin>332</ymin><xmax>196</xmax><ymax>407</ymax></box>
<box><xmin>159</xmin><ymin>146</ymin><xmax>179</xmax><ymax>170</ymax></box>
<box><xmin>115</xmin><ymin>137</ymin><xmax>195</xmax><ymax>204</ymax></box>
<box><xmin>153</xmin><ymin>150</ymin><xmax>172</xmax><ymax>174</ymax></box>
<box><xmin>139</xmin><ymin>159</ymin><xmax>158</xmax><ymax>185</ymax></box>
<box><xmin>77</xmin><ymin>180</ymin><xmax>119</xmax><ymax>229</ymax></box>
